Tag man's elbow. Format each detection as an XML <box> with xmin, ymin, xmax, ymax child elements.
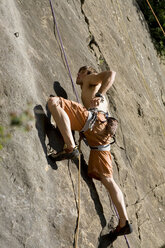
<box><xmin>105</xmin><ymin>70</ymin><xmax>116</xmax><ymax>77</ymax></box>
<box><xmin>107</xmin><ymin>70</ymin><xmax>116</xmax><ymax>83</ymax></box>
<box><xmin>110</xmin><ymin>70</ymin><xmax>116</xmax><ymax>77</ymax></box>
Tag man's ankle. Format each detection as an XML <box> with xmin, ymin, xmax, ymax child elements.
<box><xmin>64</xmin><ymin>144</ymin><xmax>76</xmax><ymax>153</ymax></box>
<box><xmin>119</xmin><ymin>218</ymin><xmax>128</xmax><ymax>228</ymax></box>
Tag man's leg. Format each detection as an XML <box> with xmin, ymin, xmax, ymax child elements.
<box><xmin>48</xmin><ymin>96</ymin><xmax>76</xmax><ymax>151</ymax></box>
<box><xmin>101</xmin><ymin>176</ymin><xmax>128</xmax><ymax>228</ymax></box>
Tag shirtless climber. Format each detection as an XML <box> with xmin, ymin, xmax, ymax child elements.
<box><xmin>47</xmin><ymin>66</ymin><xmax>133</xmax><ymax>237</ymax></box>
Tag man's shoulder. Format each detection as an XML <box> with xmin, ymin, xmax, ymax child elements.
<box><xmin>83</xmin><ymin>73</ymin><xmax>101</xmax><ymax>86</ymax></box>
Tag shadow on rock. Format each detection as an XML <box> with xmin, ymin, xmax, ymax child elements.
<box><xmin>71</xmin><ymin>154</ymin><xmax>108</xmax><ymax>247</ymax></box>
<box><xmin>34</xmin><ymin>104</ymin><xmax>64</xmax><ymax>170</ymax></box>
<box><xmin>53</xmin><ymin>81</ymin><xmax>68</xmax><ymax>99</ymax></box>
<box><xmin>98</xmin><ymin>232</ymin><xmax>117</xmax><ymax>248</ymax></box>
<box><xmin>80</xmin><ymin>154</ymin><xmax>107</xmax><ymax>228</ymax></box>
<box><xmin>46</xmin><ymin>81</ymin><xmax>68</xmax><ymax>121</ymax></box>
<box><xmin>133</xmin><ymin>0</ymin><xmax>150</xmax><ymax>32</ymax></box>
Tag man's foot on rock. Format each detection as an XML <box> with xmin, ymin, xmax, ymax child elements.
<box><xmin>110</xmin><ymin>221</ymin><xmax>133</xmax><ymax>237</ymax></box>
<box><xmin>48</xmin><ymin>145</ymin><xmax>79</xmax><ymax>162</ymax></box>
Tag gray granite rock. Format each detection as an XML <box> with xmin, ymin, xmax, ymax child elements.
<box><xmin>0</xmin><ymin>0</ymin><xmax>165</xmax><ymax>247</ymax></box>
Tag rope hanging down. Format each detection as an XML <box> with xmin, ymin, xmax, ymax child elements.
<box><xmin>48</xmin><ymin>1</ymin><xmax>81</xmax><ymax>248</ymax></box>
<box><xmin>48</xmin><ymin>0</ymin><xmax>80</xmax><ymax>103</ymax></box>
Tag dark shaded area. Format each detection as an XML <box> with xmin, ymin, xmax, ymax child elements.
<box><xmin>46</xmin><ymin>81</ymin><xmax>68</xmax><ymax>120</ymax></box>
<box><xmin>98</xmin><ymin>232</ymin><xmax>117</xmax><ymax>248</ymax></box>
<box><xmin>134</xmin><ymin>0</ymin><xmax>165</xmax><ymax>59</ymax></box>
<box><xmin>53</xmin><ymin>81</ymin><xmax>68</xmax><ymax>99</ymax></box>
<box><xmin>160</xmin><ymin>245</ymin><xmax>165</xmax><ymax>248</ymax></box>
<box><xmin>34</xmin><ymin>104</ymin><xmax>64</xmax><ymax>170</ymax></box>
<box><xmin>34</xmin><ymin>82</ymin><xmax>68</xmax><ymax>169</ymax></box>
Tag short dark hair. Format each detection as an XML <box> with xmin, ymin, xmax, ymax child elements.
<box><xmin>78</xmin><ymin>66</ymin><xmax>97</xmax><ymax>75</ymax></box>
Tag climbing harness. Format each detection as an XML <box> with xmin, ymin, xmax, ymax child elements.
<box><xmin>80</xmin><ymin>108</ymin><xmax>118</xmax><ymax>151</ymax></box>
<box><xmin>90</xmin><ymin>143</ymin><xmax>111</xmax><ymax>151</ymax></box>
<box><xmin>80</xmin><ymin>109</ymin><xmax>97</xmax><ymax>132</ymax></box>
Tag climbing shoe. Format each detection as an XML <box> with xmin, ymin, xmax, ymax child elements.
<box><xmin>110</xmin><ymin>221</ymin><xmax>133</xmax><ymax>237</ymax></box>
<box><xmin>48</xmin><ymin>145</ymin><xmax>79</xmax><ymax>162</ymax></box>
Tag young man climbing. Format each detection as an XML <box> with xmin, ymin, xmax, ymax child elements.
<box><xmin>47</xmin><ymin>66</ymin><xmax>133</xmax><ymax>237</ymax></box>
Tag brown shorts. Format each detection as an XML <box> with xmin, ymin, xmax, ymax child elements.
<box><xmin>60</xmin><ymin>97</ymin><xmax>113</xmax><ymax>180</ymax></box>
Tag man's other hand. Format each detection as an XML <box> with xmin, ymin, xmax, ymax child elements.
<box><xmin>90</xmin><ymin>97</ymin><xmax>102</xmax><ymax>108</ymax></box>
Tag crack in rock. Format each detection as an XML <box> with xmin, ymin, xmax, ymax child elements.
<box><xmin>80</xmin><ymin>0</ymin><xmax>110</xmax><ymax>70</ymax></box>
<box><xmin>137</xmin><ymin>181</ymin><xmax>165</xmax><ymax>204</ymax></box>
<box><xmin>135</xmin><ymin>205</ymin><xmax>142</xmax><ymax>241</ymax></box>
<box><xmin>137</xmin><ymin>102</ymin><xmax>144</xmax><ymax>117</ymax></box>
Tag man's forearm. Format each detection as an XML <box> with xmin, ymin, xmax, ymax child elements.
<box><xmin>98</xmin><ymin>71</ymin><xmax>116</xmax><ymax>95</ymax></box>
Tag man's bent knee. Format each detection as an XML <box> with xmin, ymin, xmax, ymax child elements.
<box><xmin>47</xmin><ymin>96</ymin><xmax>61</xmax><ymax>112</ymax></box>
<box><xmin>101</xmin><ymin>175</ymin><xmax>114</xmax><ymax>186</ymax></box>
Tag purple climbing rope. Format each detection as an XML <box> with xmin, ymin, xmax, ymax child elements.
<box><xmin>48</xmin><ymin>0</ymin><xmax>80</xmax><ymax>103</ymax></box>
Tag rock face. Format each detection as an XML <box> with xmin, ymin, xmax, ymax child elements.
<box><xmin>0</xmin><ymin>0</ymin><xmax>165</xmax><ymax>247</ymax></box>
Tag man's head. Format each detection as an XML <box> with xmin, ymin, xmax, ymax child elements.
<box><xmin>78</xmin><ymin>66</ymin><xmax>97</xmax><ymax>75</ymax></box>
<box><xmin>76</xmin><ymin>66</ymin><xmax>97</xmax><ymax>85</ymax></box>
